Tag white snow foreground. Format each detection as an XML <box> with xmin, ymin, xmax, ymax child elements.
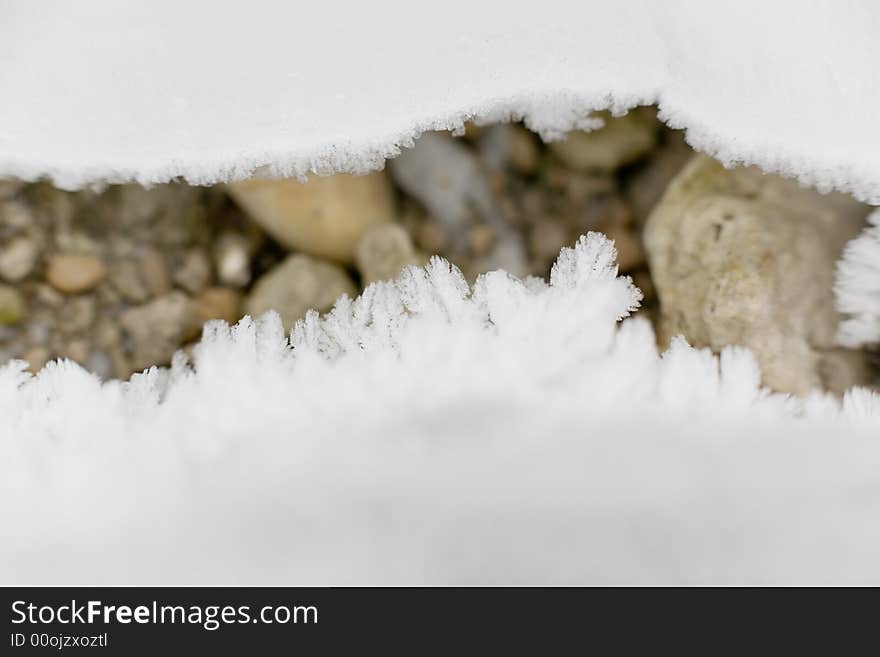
<box><xmin>3</xmin><ymin>233</ymin><xmax>880</xmax><ymax>585</ymax></box>
<box><xmin>2</xmin><ymin>1</ymin><xmax>880</xmax><ymax>204</ymax></box>
<box><xmin>836</xmin><ymin>209</ymin><xmax>880</xmax><ymax>348</ymax></box>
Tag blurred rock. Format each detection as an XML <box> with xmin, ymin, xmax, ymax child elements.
<box><xmin>214</xmin><ymin>231</ymin><xmax>251</xmax><ymax>288</ymax></box>
<box><xmin>389</xmin><ymin>132</ymin><xmax>497</xmax><ymax>251</ymax></box>
<box><xmin>644</xmin><ymin>155</ymin><xmax>870</xmax><ymax>395</ymax></box>
<box><xmin>356</xmin><ymin>224</ymin><xmax>421</xmax><ymax>285</ymax></box>
<box><xmin>22</xmin><ymin>346</ymin><xmax>50</xmax><ymax>373</ymax></box>
<box><xmin>139</xmin><ymin>246</ymin><xmax>172</xmax><ymax>297</ymax></box>
<box><xmin>0</xmin><ymin>236</ymin><xmax>38</xmax><ymax>282</ymax></box>
<box><xmin>415</xmin><ymin>221</ymin><xmax>450</xmax><ymax>255</ymax></box>
<box><xmin>478</xmin><ymin>124</ymin><xmax>540</xmax><ymax>175</ymax></box>
<box><xmin>245</xmin><ymin>254</ymin><xmax>356</xmax><ymax>330</ymax></box>
<box><xmin>467</xmin><ymin>225</ymin><xmax>495</xmax><ymax>257</ymax></box>
<box><xmin>195</xmin><ymin>287</ymin><xmax>242</xmax><ymax>325</ymax></box>
<box><xmin>173</xmin><ymin>247</ymin><xmax>212</xmax><ymax>294</ymax></box>
<box><xmin>111</xmin><ymin>260</ymin><xmax>149</xmax><ymax>302</ymax></box>
<box><xmin>529</xmin><ymin>219</ymin><xmax>570</xmax><ymax>263</ymax></box>
<box><xmin>550</xmin><ymin>109</ymin><xmax>658</xmax><ymax>172</ymax></box>
<box><xmin>0</xmin><ymin>200</ymin><xmax>33</xmax><ymax>229</ymax></box>
<box><xmin>46</xmin><ymin>254</ymin><xmax>107</xmax><ymax>293</ymax></box>
<box><xmin>228</xmin><ymin>173</ymin><xmax>395</xmax><ymax>263</ymax></box>
<box><xmin>0</xmin><ymin>285</ymin><xmax>25</xmax><ymax>325</ymax></box>
<box><xmin>120</xmin><ymin>292</ymin><xmax>200</xmax><ymax>372</ymax></box>
<box><xmin>61</xmin><ymin>338</ymin><xmax>90</xmax><ymax>365</ymax></box>
<box><xmin>0</xmin><ymin>180</ymin><xmax>24</xmax><ymax>201</ymax></box>
<box><xmin>603</xmin><ymin>225</ymin><xmax>644</xmax><ymax>272</ymax></box>
<box><xmin>625</xmin><ymin>130</ymin><xmax>693</xmax><ymax>224</ymax></box>
<box><xmin>59</xmin><ymin>296</ymin><xmax>96</xmax><ymax>334</ymax></box>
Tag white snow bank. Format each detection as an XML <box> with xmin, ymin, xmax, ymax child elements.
<box><xmin>4</xmin><ymin>234</ymin><xmax>880</xmax><ymax>585</ymax></box>
<box><xmin>1</xmin><ymin>0</ymin><xmax>880</xmax><ymax>203</ymax></box>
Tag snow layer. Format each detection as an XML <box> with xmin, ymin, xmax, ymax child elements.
<box><xmin>4</xmin><ymin>234</ymin><xmax>880</xmax><ymax>585</ymax></box>
<box><xmin>2</xmin><ymin>1</ymin><xmax>880</xmax><ymax>203</ymax></box>
<box><xmin>836</xmin><ymin>209</ymin><xmax>880</xmax><ymax>347</ymax></box>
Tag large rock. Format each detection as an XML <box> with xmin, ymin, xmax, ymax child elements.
<box><xmin>244</xmin><ymin>254</ymin><xmax>356</xmax><ymax>331</ymax></box>
<box><xmin>227</xmin><ymin>173</ymin><xmax>395</xmax><ymax>263</ymax></box>
<box><xmin>644</xmin><ymin>155</ymin><xmax>870</xmax><ymax>395</ymax></box>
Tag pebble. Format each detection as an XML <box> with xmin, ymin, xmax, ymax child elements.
<box><xmin>46</xmin><ymin>254</ymin><xmax>107</xmax><ymax>294</ymax></box>
<box><xmin>0</xmin><ymin>236</ymin><xmax>38</xmax><ymax>282</ymax></box>
<box><xmin>507</xmin><ymin>126</ymin><xmax>541</xmax><ymax>175</ymax></box>
<box><xmin>478</xmin><ymin>124</ymin><xmax>540</xmax><ymax>175</ymax></box>
<box><xmin>529</xmin><ymin>219</ymin><xmax>571</xmax><ymax>263</ymax></box>
<box><xmin>244</xmin><ymin>254</ymin><xmax>356</xmax><ymax>331</ymax></box>
<box><xmin>0</xmin><ymin>285</ymin><xmax>25</xmax><ymax>325</ymax></box>
<box><xmin>603</xmin><ymin>225</ymin><xmax>645</xmax><ymax>272</ymax></box>
<box><xmin>21</xmin><ymin>346</ymin><xmax>49</xmax><ymax>373</ymax></box>
<box><xmin>120</xmin><ymin>292</ymin><xmax>200</xmax><ymax>371</ymax></box>
<box><xmin>0</xmin><ymin>180</ymin><xmax>24</xmax><ymax>201</ymax></box>
<box><xmin>228</xmin><ymin>172</ymin><xmax>395</xmax><ymax>263</ymax></box>
<box><xmin>139</xmin><ymin>246</ymin><xmax>172</xmax><ymax>297</ymax></box>
<box><xmin>173</xmin><ymin>247</ymin><xmax>212</xmax><ymax>294</ymax></box>
<box><xmin>578</xmin><ymin>195</ymin><xmax>633</xmax><ymax>232</ymax></box>
<box><xmin>0</xmin><ymin>200</ymin><xmax>33</xmax><ymax>230</ymax></box>
<box><xmin>195</xmin><ymin>287</ymin><xmax>243</xmax><ymax>325</ymax></box>
<box><xmin>644</xmin><ymin>155</ymin><xmax>870</xmax><ymax>395</ymax></box>
<box><xmin>214</xmin><ymin>231</ymin><xmax>252</xmax><ymax>288</ymax></box>
<box><xmin>550</xmin><ymin>109</ymin><xmax>658</xmax><ymax>172</ymax></box>
<box><xmin>415</xmin><ymin>221</ymin><xmax>450</xmax><ymax>255</ymax></box>
<box><xmin>111</xmin><ymin>259</ymin><xmax>149</xmax><ymax>302</ymax></box>
<box><xmin>59</xmin><ymin>296</ymin><xmax>96</xmax><ymax>334</ymax></box>
<box><xmin>355</xmin><ymin>224</ymin><xmax>421</xmax><ymax>285</ymax></box>
<box><xmin>389</xmin><ymin>132</ymin><xmax>499</xmax><ymax>252</ymax></box>
<box><xmin>61</xmin><ymin>338</ymin><xmax>90</xmax><ymax>364</ymax></box>
<box><xmin>467</xmin><ymin>225</ymin><xmax>496</xmax><ymax>257</ymax></box>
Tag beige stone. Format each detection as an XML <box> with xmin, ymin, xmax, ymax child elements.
<box><xmin>467</xmin><ymin>225</ymin><xmax>495</xmax><ymax>257</ymax></box>
<box><xmin>245</xmin><ymin>254</ymin><xmax>356</xmax><ymax>330</ymax></box>
<box><xmin>195</xmin><ymin>287</ymin><xmax>243</xmax><ymax>325</ymax></box>
<box><xmin>46</xmin><ymin>254</ymin><xmax>107</xmax><ymax>293</ymax></box>
<box><xmin>0</xmin><ymin>236</ymin><xmax>38</xmax><ymax>282</ymax></box>
<box><xmin>550</xmin><ymin>109</ymin><xmax>658</xmax><ymax>172</ymax></box>
<box><xmin>0</xmin><ymin>284</ymin><xmax>25</xmax><ymax>325</ymax></box>
<box><xmin>228</xmin><ymin>172</ymin><xmax>395</xmax><ymax>263</ymax></box>
<box><xmin>644</xmin><ymin>154</ymin><xmax>871</xmax><ymax>395</ymax></box>
<box><xmin>415</xmin><ymin>221</ymin><xmax>450</xmax><ymax>255</ymax></box>
<box><xmin>356</xmin><ymin>224</ymin><xmax>421</xmax><ymax>285</ymax></box>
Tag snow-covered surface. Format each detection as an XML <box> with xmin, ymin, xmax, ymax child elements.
<box><xmin>4</xmin><ymin>235</ymin><xmax>880</xmax><ymax>585</ymax></box>
<box><xmin>2</xmin><ymin>0</ymin><xmax>880</xmax><ymax>204</ymax></box>
<box><xmin>836</xmin><ymin>209</ymin><xmax>880</xmax><ymax>347</ymax></box>
<box><xmin>3</xmin><ymin>1</ymin><xmax>880</xmax><ymax>584</ymax></box>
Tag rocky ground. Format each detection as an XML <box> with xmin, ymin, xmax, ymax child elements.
<box><xmin>0</xmin><ymin>106</ymin><xmax>872</xmax><ymax>393</ymax></box>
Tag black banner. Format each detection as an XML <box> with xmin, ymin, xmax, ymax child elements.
<box><xmin>0</xmin><ymin>587</ymin><xmax>859</xmax><ymax>653</ymax></box>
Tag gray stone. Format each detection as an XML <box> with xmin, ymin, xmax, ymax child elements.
<box><xmin>355</xmin><ymin>224</ymin><xmax>422</xmax><ymax>285</ymax></box>
<box><xmin>644</xmin><ymin>155</ymin><xmax>871</xmax><ymax>395</ymax></box>
<box><xmin>245</xmin><ymin>254</ymin><xmax>356</xmax><ymax>331</ymax></box>
<box><xmin>120</xmin><ymin>292</ymin><xmax>200</xmax><ymax>371</ymax></box>
<box><xmin>390</xmin><ymin>132</ymin><xmax>528</xmax><ymax>275</ymax></box>
<box><xmin>173</xmin><ymin>247</ymin><xmax>212</xmax><ymax>294</ymax></box>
